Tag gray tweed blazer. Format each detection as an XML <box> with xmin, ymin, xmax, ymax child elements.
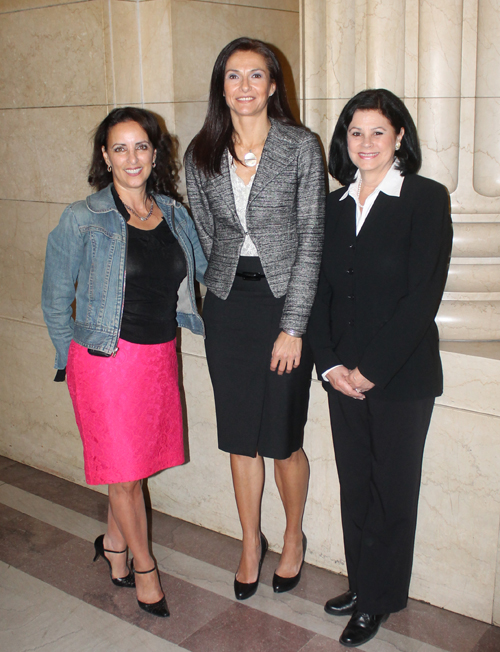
<box><xmin>185</xmin><ymin>120</ymin><xmax>325</xmax><ymax>334</ymax></box>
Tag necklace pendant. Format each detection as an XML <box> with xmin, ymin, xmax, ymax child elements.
<box><xmin>244</xmin><ymin>151</ymin><xmax>257</xmax><ymax>167</ymax></box>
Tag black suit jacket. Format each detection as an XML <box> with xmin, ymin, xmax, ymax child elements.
<box><xmin>308</xmin><ymin>174</ymin><xmax>453</xmax><ymax>401</ymax></box>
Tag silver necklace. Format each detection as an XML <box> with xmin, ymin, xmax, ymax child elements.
<box><xmin>122</xmin><ymin>196</ymin><xmax>155</xmax><ymax>221</ymax></box>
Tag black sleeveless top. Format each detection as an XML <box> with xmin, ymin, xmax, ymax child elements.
<box><xmin>112</xmin><ymin>186</ymin><xmax>187</xmax><ymax>344</ymax></box>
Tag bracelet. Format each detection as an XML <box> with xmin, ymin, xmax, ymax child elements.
<box><xmin>282</xmin><ymin>328</ymin><xmax>302</xmax><ymax>338</ymax></box>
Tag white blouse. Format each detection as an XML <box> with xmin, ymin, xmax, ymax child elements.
<box><xmin>228</xmin><ymin>153</ymin><xmax>258</xmax><ymax>257</ymax></box>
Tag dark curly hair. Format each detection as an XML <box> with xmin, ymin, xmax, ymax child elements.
<box><xmin>88</xmin><ymin>107</ymin><xmax>182</xmax><ymax>203</ymax></box>
<box><xmin>329</xmin><ymin>89</ymin><xmax>422</xmax><ymax>186</ymax></box>
<box><xmin>189</xmin><ymin>37</ymin><xmax>300</xmax><ymax>177</ymax></box>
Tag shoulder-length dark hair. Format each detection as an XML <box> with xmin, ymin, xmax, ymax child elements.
<box><xmin>189</xmin><ymin>37</ymin><xmax>300</xmax><ymax>177</ymax></box>
<box><xmin>88</xmin><ymin>106</ymin><xmax>182</xmax><ymax>202</ymax></box>
<box><xmin>329</xmin><ymin>89</ymin><xmax>422</xmax><ymax>186</ymax></box>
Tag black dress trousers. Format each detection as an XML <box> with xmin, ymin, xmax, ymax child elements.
<box><xmin>327</xmin><ymin>388</ymin><xmax>434</xmax><ymax>614</ymax></box>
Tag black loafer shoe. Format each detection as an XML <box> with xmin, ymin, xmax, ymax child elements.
<box><xmin>234</xmin><ymin>533</ymin><xmax>268</xmax><ymax>600</ymax></box>
<box><xmin>324</xmin><ymin>590</ymin><xmax>357</xmax><ymax>616</ymax></box>
<box><xmin>339</xmin><ymin>611</ymin><xmax>389</xmax><ymax>648</ymax></box>
<box><xmin>272</xmin><ymin>533</ymin><xmax>307</xmax><ymax>593</ymax></box>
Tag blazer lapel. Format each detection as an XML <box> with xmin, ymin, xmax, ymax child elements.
<box><xmin>356</xmin><ymin>193</ymin><xmax>396</xmax><ymax>239</ymax></box>
<box><xmin>205</xmin><ymin>152</ymin><xmax>242</xmax><ymax>231</ymax></box>
<box><xmin>248</xmin><ymin>121</ymin><xmax>292</xmax><ymax>205</ymax></box>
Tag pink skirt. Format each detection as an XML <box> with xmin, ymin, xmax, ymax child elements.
<box><xmin>67</xmin><ymin>338</ymin><xmax>184</xmax><ymax>485</ymax></box>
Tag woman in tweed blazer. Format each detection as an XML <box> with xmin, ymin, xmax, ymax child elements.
<box><xmin>185</xmin><ymin>38</ymin><xmax>325</xmax><ymax>601</ymax></box>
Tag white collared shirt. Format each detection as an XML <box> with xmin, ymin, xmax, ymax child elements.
<box><xmin>321</xmin><ymin>163</ymin><xmax>405</xmax><ymax>382</ymax></box>
<box><xmin>340</xmin><ymin>162</ymin><xmax>404</xmax><ymax>235</ymax></box>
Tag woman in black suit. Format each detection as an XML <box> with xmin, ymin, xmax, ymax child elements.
<box><xmin>308</xmin><ymin>89</ymin><xmax>452</xmax><ymax>648</ymax></box>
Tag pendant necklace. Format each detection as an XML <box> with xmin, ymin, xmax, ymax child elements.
<box><xmin>243</xmin><ymin>151</ymin><xmax>258</xmax><ymax>167</ymax></box>
<box><xmin>122</xmin><ymin>196</ymin><xmax>155</xmax><ymax>221</ymax></box>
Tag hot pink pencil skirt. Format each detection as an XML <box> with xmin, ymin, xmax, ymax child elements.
<box><xmin>67</xmin><ymin>338</ymin><xmax>184</xmax><ymax>485</ymax></box>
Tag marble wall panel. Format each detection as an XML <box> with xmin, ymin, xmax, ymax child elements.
<box><xmin>366</xmin><ymin>0</ymin><xmax>405</xmax><ymax>94</ymax></box>
<box><xmin>193</xmin><ymin>0</ymin><xmax>299</xmax><ymax>10</ymax></box>
<box><xmin>106</xmin><ymin>0</ymin><xmax>143</xmax><ymax>106</ymax></box>
<box><xmin>437</xmin><ymin>300</ymin><xmax>500</xmax><ymax>340</ymax></box>
<box><xmin>0</xmin><ymin>1</ymin><xmax>107</xmax><ymax>109</ymax></box>
<box><xmin>437</xmin><ymin>348</ymin><xmax>500</xmax><ymax>418</ymax></box>
<box><xmin>0</xmin><ymin>0</ymin><xmax>79</xmax><ymax>13</ymax></box>
<box><xmin>170</xmin><ymin>0</ymin><xmax>300</xmax><ymax>106</ymax></box>
<box><xmin>446</xmin><ymin>263</ymin><xmax>500</xmax><ymax>292</ymax></box>
<box><xmin>324</xmin><ymin>0</ymin><xmax>355</xmax><ymax>100</ymax></box>
<box><xmin>473</xmin><ymin>0</ymin><xmax>500</xmax><ymax>197</ymax></box>
<box><xmin>140</xmin><ymin>0</ymin><xmax>175</xmax><ymax>105</ymax></box>
<box><xmin>412</xmin><ymin>404</ymin><xmax>500</xmax><ymax>622</ymax></box>
<box><xmin>0</xmin><ymin>106</ymin><xmax>107</xmax><ymax>204</ymax></box>
<box><xmin>0</xmin><ymin>319</ymin><xmax>86</xmax><ymax>485</ymax></box>
<box><xmin>452</xmin><ymin>223</ymin><xmax>500</xmax><ymax>256</ymax></box>
<box><xmin>495</xmin><ymin>526</ymin><xmax>500</xmax><ymax>626</ymax></box>
<box><xmin>418</xmin><ymin>97</ymin><xmax>461</xmax><ymax>192</ymax></box>
<box><xmin>0</xmin><ymin>201</ymin><xmax>63</xmax><ymax>325</ymax></box>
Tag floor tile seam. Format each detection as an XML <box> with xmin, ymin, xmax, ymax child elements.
<box><xmin>0</xmin><ymin>482</ymin><xmax>452</xmax><ymax>652</ymax></box>
<box><xmin>0</xmin><ymin>561</ymin><xmax>186</xmax><ymax>652</ymax></box>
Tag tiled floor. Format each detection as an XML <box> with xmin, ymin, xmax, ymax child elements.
<box><xmin>0</xmin><ymin>455</ymin><xmax>499</xmax><ymax>652</ymax></box>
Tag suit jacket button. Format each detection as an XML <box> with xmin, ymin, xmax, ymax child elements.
<box><xmin>347</xmin><ymin>268</ymin><xmax>354</xmax><ymax>274</ymax></box>
<box><xmin>349</xmin><ymin>320</ymin><xmax>355</xmax><ymax>326</ymax></box>
<box><xmin>348</xmin><ymin>295</ymin><xmax>354</xmax><ymax>299</ymax></box>
<box><xmin>349</xmin><ymin>244</ymin><xmax>355</xmax><ymax>249</ymax></box>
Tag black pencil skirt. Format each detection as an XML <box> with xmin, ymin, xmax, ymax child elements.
<box><xmin>203</xmin><ymin>257</ymin><xmax>313</xmax><ymax>459</ymax></box>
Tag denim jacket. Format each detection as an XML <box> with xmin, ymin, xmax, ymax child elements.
<box><xmin>42</xmin><ymin>184</ymin><xmax>206</xmax><ymax>370</ymax></box>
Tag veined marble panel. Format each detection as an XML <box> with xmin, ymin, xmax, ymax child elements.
<box><xmin>452</xmin><ymin>223</ymin><xmax>500</xmax><ymax>256</ymax></box>
<box><xmin>171</xmin><ymin>100</ymin><xmax>209</xmax><ymax>197</ymax></box>
<box><xmin>366</xmin><ymin>0</ymin><xmax>405</xmax><ymax>94</ymax></box>
<box><xmin>191</xmin><ymin>0</ymin><xmax>299</xmax><ymax>9</ymax></box>
<box><xmin>438</xmin><ymin>348</ymin><xmax>500</xmax><ymax>418</ymax></box>
<box><xmin>0</xmin><ymin>200</ymin><xmax>63</xmax><ymax>325</ymax></box>
<box><xmin>437</xmin><ymin>300</ymin><xmax>500</xmax><ymax>340</ymax></box>
<box><xmin>412</xmin><ymin>403</ymin><xmax>500</xmax><ymax>622</ymax></box>
<box><xmin>171</xmin><ymin>0</ymin><xmax>300</xmax><ymax>104</ymax></box>
<box><xmin>0</xmin><ymin>106</ymin><xmax>106</xmax><ymax>204</ymax></box>
<box><xmin>474</xmin><ymin>98</ymin><xmax>500</xmax><ymax>197</ymax></box>
<box><xmin>0</xmin><ymin>0</ymin><xmax>81</xmax><ymax>13</ymax></box>
<box><xmin>0</xmin><ymin>1</ymin><xmax>107</xmax><ymax>109</ymax></box>
<box><xmin>446</xmin><ymin>263</ymin><xmax>500</xmax><ymax>292</ymax></box>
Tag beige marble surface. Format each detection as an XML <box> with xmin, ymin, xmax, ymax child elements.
<box><xmin>0</xmin><ymin>106</ymin><xmax>106</xmax><ymax>204</ymax></box>
<box><xmin>0</xmin><ymin>1</ymin><xmax>107</xmax><ymax>109</ymax></box>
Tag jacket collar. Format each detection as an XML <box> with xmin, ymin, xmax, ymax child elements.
<box><xmin>86</xmin><ymin>183</ymin><xmax>174</xmax><ymax>214</ymax></box>
<box><xmin>204</xmin><ymin>119</ymin><xmax>303</xmax><ymax>225</ymax></box>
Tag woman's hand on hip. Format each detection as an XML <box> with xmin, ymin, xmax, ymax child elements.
<box><xmin>346</xmin><ymin>367</ymin><xmax>375</xmax><ymax>394</ymax></box>
<box><xmin>270</xmin><ymin>331</ymin><xmax>302</xmax><ymax>375</ymax></box>
<box><xmin>325</xmin><ymin>366</ymin><xmax>365</xmax><ymax>399</ymax></box>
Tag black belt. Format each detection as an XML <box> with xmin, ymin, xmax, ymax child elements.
<box><xmin>235</xmin><ymin>271</ymin><xmax>266</xmax><ymax>281</ymax></box>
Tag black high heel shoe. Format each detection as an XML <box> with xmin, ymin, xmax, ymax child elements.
<box><xmin>272</xmin><ymin>533</ymin><xmax>307</xmax><ymax>593</ymax></box>
<box><xmin>234</xmin><ymin>533</ymin><xmax>268</xmax><ymax>601</ymax></box>
<box><xmin>93</xmin><ymin>534</ymin><xmax>135</xmax><ymax>588</ymax></box>
<box><xmin>133</xmin><ymin>562</ymin><xmax>170</xmax><ymax>618</ymax></box>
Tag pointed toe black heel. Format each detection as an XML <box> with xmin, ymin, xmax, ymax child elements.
<box><xmin>234</xmin><ymin>533</ymin><xmax>268</xmax><ymax>601</ymax></box>
<box><xmin>272</xmin><ymin>533</ymin><xmax>307</xmax><ymax>593</ymax></box>
<box><xmin>133</xmin><ymin>563</ymin><xmax>170</xmax><ymax>618</ymax></box>
<box><xmin>93</xmin><ymin>534</ymin><xmax>135</xmax><ymax>588</ymax></box>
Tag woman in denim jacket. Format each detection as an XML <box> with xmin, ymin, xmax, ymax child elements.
<box><xmin>42</xmin><ymin>107</ymin><xmax>206</xmax><ymax>618</ymax></box>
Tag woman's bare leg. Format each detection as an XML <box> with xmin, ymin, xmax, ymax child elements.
<box><xmin>274</xmin><ymin>448</ymin><xmax>310</xmax><ymax>577</ymax></box>
<box><xmin>230</xmin><ymin>453</ymin><xmax>265</xmax><ymax>583</ymax></box>
<box><xmin>106</xmin><ymin>480</ymin><xmax>163</xmax><ymax>603</ymax></box>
